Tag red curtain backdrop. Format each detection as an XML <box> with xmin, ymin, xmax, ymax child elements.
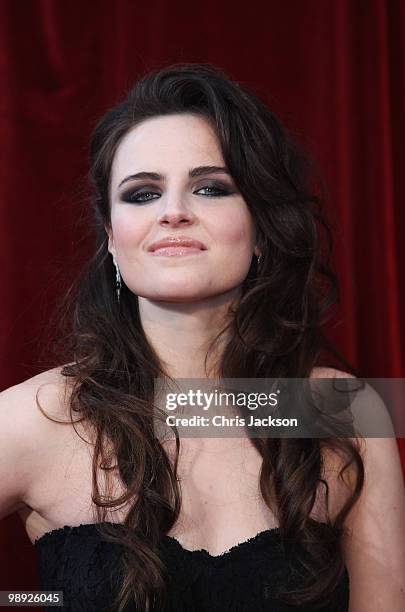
<box><xmin>1</xmin><ymin>0</ymin><xmax>404</xmax><ymax>596</ymax></box>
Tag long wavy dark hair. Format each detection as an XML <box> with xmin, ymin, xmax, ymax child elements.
<box><xmin>41</xmin><ymin>62</ymin><xmax>364</xmax><ymax>611</ymax></box>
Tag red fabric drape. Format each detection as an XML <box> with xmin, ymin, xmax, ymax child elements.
<box><xmin>1</xmin><ymin>0</ymin><xmax>404</xmax><ymax>596</ymax></box>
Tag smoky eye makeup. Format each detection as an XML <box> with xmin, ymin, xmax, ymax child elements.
<box><xmin>118</xmin><ymin>179</ymin><xmax>238</xmax><ymax>204</ymax></box>
<box><xmin>119</xmin><ymin>184</ymin><xmax>160</xmax><ymax>203</ymax></box>
<box><xmin>196</xmin><ymin>180</ymin><xmax>237</xmax><ymax>193</ymax></box>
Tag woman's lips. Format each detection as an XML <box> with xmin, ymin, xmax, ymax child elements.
<box><xmin>148</xmin><ymin>236</ymin><xmax>207</xmax><ymax>252</ymax></box>
<box><xmin>150</xmin><ymin>246</ymin><xmax>206</xmax><ymax>256</ymax></box>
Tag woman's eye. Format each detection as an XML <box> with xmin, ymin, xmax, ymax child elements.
<box><xmin>121</xmin><ymin>190</ymin><xmax>160</xmax><ymax>204</ymax></box>
<box><xmin>195</xmin><ymin>185</ymin><xmax>229</xmax><ymax>197</ymax></box>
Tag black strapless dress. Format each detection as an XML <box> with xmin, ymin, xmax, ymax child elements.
<box><xmin>35</xmin><ymin>522</ymin><xmax>349</xmax><ymax>611</ymax></box>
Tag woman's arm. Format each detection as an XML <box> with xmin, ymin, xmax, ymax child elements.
<box><xmin>314</xmin><ymin>368</ymin><xmax>405</xmax><ymax>610</ymax></box>
<box><xmin>343</xmin><ymin>434</ymin><xmax>405</xmax><ymax>611</ymax></box>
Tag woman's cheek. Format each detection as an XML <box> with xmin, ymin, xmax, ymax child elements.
<box><xmin>223</xmin><ymin>221</ymin><xmax>255</xmax><ymax>253</ymax></box>
<box><xmin>110</xmin><ymin>211</ymin><xmax>147</xmax><ymax>254</ymax></box>
<box><xmin>219</xmin><ymin>203</ymin><xmax>255</xmax><ymax>248</ymax></box>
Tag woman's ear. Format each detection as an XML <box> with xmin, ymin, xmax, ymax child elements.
<box><xmin>253</xmin><ymin>225</ymin><xmax>261</xmax><ymax>258</ymax></box>
<box><xmin>104</xmin><ymin>225</ymin><xmax>116</xmax><ymax>258</ymax></box>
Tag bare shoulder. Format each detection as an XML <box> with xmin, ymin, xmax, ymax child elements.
<box><xmin>0</xmin><ymin>365</ymin><xmax>80</xmax><ymax>520</ymax></box>
<box><xmin>0</xmin><ymin>365</ymin><xmax>74</xmax><ymax>429</ymax></box>
<box><xmin>310</xmin><ymin>366</ymin><xmax>355</xmax><ymax>379</ymax></box>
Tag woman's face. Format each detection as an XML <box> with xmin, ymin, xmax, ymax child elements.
<box><xmin>107</xmin><ymin>113</ymin><xmax>259</xmax><ymax>302</ymax></box>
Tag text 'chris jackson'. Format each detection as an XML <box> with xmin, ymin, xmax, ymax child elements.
<box><xmin>165</xmin><ymin>414</ymin><xmax>298</xmax><ymax>428</ymax></box>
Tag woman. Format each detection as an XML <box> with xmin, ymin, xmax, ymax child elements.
<box><xmin>1</xmin><ymin>63</ymin><xmax>404</xmax><ymax>611</ymax></box>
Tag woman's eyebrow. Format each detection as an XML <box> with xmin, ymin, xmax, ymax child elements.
<box><xmin>117</xmin><ymin>165</ymin><xmax>230</xmax><ymax>189</ymax></box>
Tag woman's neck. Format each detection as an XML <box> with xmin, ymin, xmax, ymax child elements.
<box><xmin>138</xmin><ymin>290</ymin><xmax>239</xmax><ymax>379</ymax></box>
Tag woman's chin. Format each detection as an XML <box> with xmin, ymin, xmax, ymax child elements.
<box><xmin>140</xmin><ymin>292</ymin><xmax>213</xmax><ymax>303</ymax></box>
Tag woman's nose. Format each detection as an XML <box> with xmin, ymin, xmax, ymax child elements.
<box><xmin>157</xmin><ymin>211</ymin><xmax>194</xmax><ymax>226</ymax></box>
<box><xmin>156</xmin><ymin>194</ymin><xmax>197</xmax><ymax>227</ymax></box>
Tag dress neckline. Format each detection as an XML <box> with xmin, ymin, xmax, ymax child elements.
<box><xmin>33</xmin><ymin>520</ymin><xmax>282</xmax><ymax>560</ymax></box>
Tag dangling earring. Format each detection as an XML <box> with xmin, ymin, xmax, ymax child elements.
<box><xmin>257</xmin><ymin>253</ymin><xmax>262</xmax><ymax>267</ymax></box>
<box><xmin>113</xmin><ymin>255</ymin><xmax>122</xmax><ymax>303</ymax></box>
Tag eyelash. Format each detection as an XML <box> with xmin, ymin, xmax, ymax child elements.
<box><xmin>121</xmin><ymin>185</ymin><xmax>231</xmax><ymax>204</ymax></box>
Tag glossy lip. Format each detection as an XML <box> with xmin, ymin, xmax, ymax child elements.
<box><xmin>151</xmin><ymin>246</ymin><xmax>205</xmax><ymax>257</ymax></box>
<box><xmin>147</xmin><ymin>236</ymin><xmax>207</xmax><ymax>253</ymax></box>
